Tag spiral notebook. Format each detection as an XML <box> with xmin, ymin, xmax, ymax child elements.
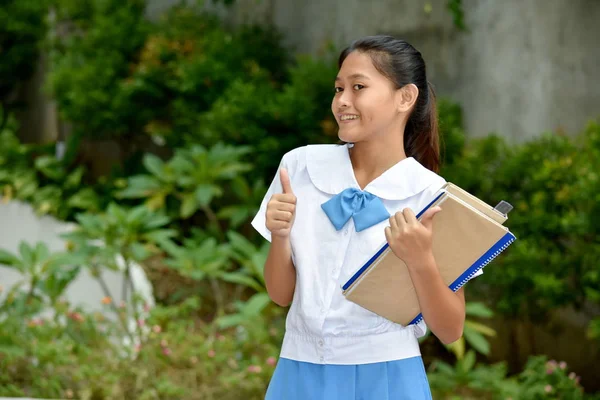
<box><xmin>342</xmin><ymin>183</ymin><xmax>516</xmax><ymax>326</ymax></box>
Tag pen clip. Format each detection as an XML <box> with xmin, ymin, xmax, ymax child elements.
<box><xmin>494</xmin><ymin>200</ymin><xmax>513</xmax><ymax>216</ymax></box>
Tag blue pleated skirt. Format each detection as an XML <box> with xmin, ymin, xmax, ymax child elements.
<box><xmin>265</xmin><ymin>356</ymin><xmax>432</xmax><ymax>400</ymax></box>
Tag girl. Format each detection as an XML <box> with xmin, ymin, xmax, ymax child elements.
<box><xmin>252</xmin><ymin>35</ymin><xmax>479</xmax><ymax>399</ymax></box>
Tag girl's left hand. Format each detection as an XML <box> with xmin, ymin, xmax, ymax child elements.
<box><xmin>384</xmin><ymin>207</ymin><xmax>442</xmax><ymax>268</ymax></box>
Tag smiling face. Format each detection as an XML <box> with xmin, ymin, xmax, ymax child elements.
<box><xmin>332</xmin><ymin>51</ymin><xmax>403</xmax><ymax>144</ymax></box>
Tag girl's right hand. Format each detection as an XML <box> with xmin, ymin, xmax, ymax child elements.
<box><xmin>266</xmin><ymin>168</ymin><xmax>296</xmax><ymax>238</ymax></box>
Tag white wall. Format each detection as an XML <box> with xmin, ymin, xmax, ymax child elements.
<box><xmin>0</xmin><ymin>201</ymin><xmax>153</xmax><ymax>314</ymax></box>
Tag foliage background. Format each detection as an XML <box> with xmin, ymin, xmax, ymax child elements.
<box><xmin>0</xmin><ymin>0</ymin><xmax>598</xmax><ymax>399</ymax></box>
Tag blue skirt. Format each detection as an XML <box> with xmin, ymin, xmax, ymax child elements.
<box><xmin>265</xmin><ymin>356</ymin><xmax>432</xmax><ymax>400</ymax></box>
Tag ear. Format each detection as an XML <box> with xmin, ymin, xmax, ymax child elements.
<box><xmin>395</xmin><ymin>83</ymin><xmax>419</xmax><ymax>113</ymax></box>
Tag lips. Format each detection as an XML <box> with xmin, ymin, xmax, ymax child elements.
<box><xmin>339</xmin><ymin>114</ymin><xmax>360</xmax><ymax>122</ymax></box>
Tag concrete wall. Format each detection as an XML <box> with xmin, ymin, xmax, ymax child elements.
<box><xmin>179</xmin><ymin>0</ymin><xmax>600</xmax><ymax>142</ymax></box>
<box><xmin>20</xmin><ymin>0</ymin><xmax>599</xmax><ymax>143</ymax></box>
<box><xmin>0</xmin><ymin>201</ymin><xmax>154</xmax><ymax>317</ymax></box>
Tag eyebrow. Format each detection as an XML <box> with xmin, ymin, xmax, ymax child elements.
<box><xmin>335</xmin><ymin>73</ymin><xmax>371</xmax><ymax>82</ymax></box>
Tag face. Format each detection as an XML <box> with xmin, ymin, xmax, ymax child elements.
<box><xmin>332</xmin><ymin>51</ymin><xmax>402</xmax><ymax>144</ymax></box>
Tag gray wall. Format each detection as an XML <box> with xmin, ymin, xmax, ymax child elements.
<box><xmin>21</xmin><ymin>0</ymin><xmax>599</xmax><ymax>143</ymax></box>
<box><xmin>182</xmin><ymin>0</ymin><xmax>600</xmax><ymax>142</ymax></box>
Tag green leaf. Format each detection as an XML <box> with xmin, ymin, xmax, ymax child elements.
<box><xmin>67</xmin><ymin>188</ymin><xmax>100</xmax><ymax>211</ymax></box>
<box><xmin>180</xmin><ymin>192</ymin><xmax>199</xmax><ymax>219</ymax></box>
<box><xmin>463</xmin><ymin>329</ymin><xmax>491</xmax><ymax>356</ymax></box>
<box><xmin>143</xmin><ymin>154</ymin><xmax>165</xmax><ymax>177</ymax></box>
<box><xmin>118</xmin><ymin>175</ymin><xmax>162</xmax><ymax>198</ymax></box>
<box><xmin>0</xmin><ymin>249</ymin><xmax>21</xmax><ymax>269</ymax></box>
<box><xmin>74</xmin><ymin>213</ymin><xmax>103</xmax><ymax>234</ymax></box>
<box><xmin>15</xmin><ymin>176</ymin><xmax>38</xmax><ymax>199</ymax></box>
<box><xmin>143</xmin><ymin>229</ymin><xmax>178</xmax><ymax>246</ymax></box>
<box><xmin>461</xmin><ymin>350</ymin><xmax>477</xmax><ymax>372</ymax></box>
<box><xmin>227</xmin><ymin>231</ymin><xmax>256</xmax><ymax>256</ymax></box>
<box><xmin>34</xmin><ymin>242</ymin><xmax>50</xmax><ymax>263</ymax></box>
<box><xmin>130</xmin><ymin>242</ymin><xmax>151</xmax><ymax>261</ymax></box>
<box><xmin>107</xmin><ymin>203</ymin><xmax>128</xmax><ymax>224</ymax></box>
<box><xmin>230</xmin><ymin>208</ymin><xmax>250</xmax><ymax>227</ymax></box>
<box><xmin>126</xmin><ymin>205</ymin><xmax>150</xmax><ymax>226</ymax></box>
<box><xmin>216</xmin><ymin>314</ymin><xmax>244</xmax><ymax>330</ymax></box>
<box><xmin>146</xmin><ymin>192</ymin><xmax>167</xmax><ymax>210</ymax></box>
<box><xmin>221</xmin><ymin>272</ymin><xmax>264</xmax><ymax>292</ymax></box>
<box><xmin>194</xmin><ymin>184</ymin><xmax>215</xmax><ymax>207</ymax></box>
<box><xmin>464</xmin><ymin>320</ymin><xmax>496</xmax><ymax>337</ymax></box>
<box><xmin>64</xmin><ymin>166</ymin><xmax>85</xmax><ymax>188</ymax></box>
<box><xmin>18</xmin><ymin>242</ymin><xmax>35</xmax><ymax>269</ymax></box>
<box><xmin>0</xmin><ymin>345</ymin><xmax>27</xmax><ymax>358</ymax></box>
<box><xmin>143</xmin><ymin>214</ymin><xmax>171</xmax><ymax>230</ymax></box>
<box><xmin>465</xmin><ymin>302</ymin><xmax>494</xmax><ymax>318</ymax></box>
<box><xmin>34</xmin><ymin>155</ymin><xmax>64</xmax><ymax>180</ymax></box>
<box><xmin>432</xmin><ymin>360</ymin><xmax>455</xmax><ymax>375</ymax></box>
<box><xmin>241</xmin><ymin>292</ymin><xmax>271</xmax><ymax>316</ymax></box>
<box><xmin>39</xmin><ymin>264</ymin><xmax>81</xmax><ymax>301</ymax></box>
<box><xmin>445</xmin><ymin>336</ymin><xmax>465</xmax><ymax>360</ymax></box>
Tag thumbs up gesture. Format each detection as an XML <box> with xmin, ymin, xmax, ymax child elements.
<box><xmin>384</xmin><ymin>206</ymin><xmax>442</xmax><ymax>268</ymax></box>
<box><xmin>266</xmin><ymin>168</ymin><xmax>297</xmax><ymax>238</ymax></box>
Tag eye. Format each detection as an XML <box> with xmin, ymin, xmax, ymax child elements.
<box><xmin>353</xmin><ymin>84</ymin><xmax>365</xmax><ymax>91</ymax></box>
<box><xmin>334</xmin><ymin>87</ymin><xmax>343</xmax><ymax>93</ymax></box>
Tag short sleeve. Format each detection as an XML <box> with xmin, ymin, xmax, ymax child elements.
<box><xmin>250</xmin><ymin>152</ymin><xmax>292</xmax><ymax>242</ymax></box>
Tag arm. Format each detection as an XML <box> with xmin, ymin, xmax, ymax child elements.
<box><xmin>385</xmin><ymin>207</ymin><xmax>465</xmax><ymax>344</ymax></box>
<box><xmin>263</xmin><ymin>168</ymin><xmax>297</xmax><ymax>307</ymax></box>
<box><xmin>264</xmin><ymin>236</ymin><xmax>296</xmax><ymax>307</ymax></box>
<box><xmin>406</xmin><ymin>254</ymin><xmax>465</xmax><ymax>344</ymax></box>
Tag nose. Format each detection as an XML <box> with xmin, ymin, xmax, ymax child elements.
<box><xmin>335</xmin><ymin>91</ymin><xmax>351</xmax><ymax>110</ymax></box>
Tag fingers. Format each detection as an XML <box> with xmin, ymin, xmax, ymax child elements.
<box><xmin>389</xmin><ymin>213</ymin><xmax>399</xmax><ymax>231</ymax></box>
<box><xmin>384</xmin><ymin>226</ymin><xmax>393</xmax><ymax>245</ymax></box>
<box><xmin>273</xmin><ymin>193</ymin><xmax>296</xmax><ymax>206</ymax></box>
<box><xmin>268</xmin><ymin>220</ymin><xmax>291</xmax><ymax>232</ymax></box>
<box><xmin>271</xmin><ymin>195</ymin><xmax>296</xmax><ymax>209</ymax></box>
<box><xmin>420</xmin><ymin>206</ymin><xmax>442</xmax><ymax>230</ymax></box>
<box><xmin>272</xmin><ymin>210</ymin><xmax>294</xmax><ymax>222</ymax></box>
<box><xmin>402</xmin><ymin>208</ymin><xmax>418</xmax><ymax>225</ymax></box>
<box><xmin>280</xmin><ymin>168</ymin><xmax>294</xmax><ymax>194</ymax></box>
<box><xmin>266</xmin><ymin>185</ymin><xmax>296</xmax><ymax>237</ymax></box>
<box><xmin>394</xmin><ymin>210</ymin><xmax>406</xmax><ymax>229</ymax></box>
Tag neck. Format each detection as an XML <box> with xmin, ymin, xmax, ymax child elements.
<box><xmin>349</xmin><ymin>133</ymin><xmax>407</xmax><ymax>190</ymax></box>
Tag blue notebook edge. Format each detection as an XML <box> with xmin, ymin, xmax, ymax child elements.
<box><xmin>408</xmin><ymin>231</ymin><xmax>516</xmax><ymax>325</ymax></box>
<box><xmin>341</xmin><ymin>192</ymin><xmax>446</xmax><ymax>291</ymax></box>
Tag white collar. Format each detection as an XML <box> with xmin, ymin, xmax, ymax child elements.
<box><xmin>305</xmin><ymin>144</ymin><xmax>441</xmax><ymax>200</ymax></box>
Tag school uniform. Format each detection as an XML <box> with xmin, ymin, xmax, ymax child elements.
<box><xmin>252</xmin><ymin>144</ymin><xmax>482</xmax><ymax>399</ymax></box>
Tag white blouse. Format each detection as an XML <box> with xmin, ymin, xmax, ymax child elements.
<box><xmin>252</xmin><ymin>144</ymin><xmax>479</xmax><ymax>365</ymax></box>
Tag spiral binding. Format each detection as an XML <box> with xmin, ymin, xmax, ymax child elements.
<box><xmin>409</xmin><ymin>234</ymin><xmax>516</xmax><ymax>326</ymax></box>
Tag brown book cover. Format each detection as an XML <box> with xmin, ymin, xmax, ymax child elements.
<box><xmin>342</xmin><ymin>185</ymin><xmax>516</xmax><ymax>326</ymax></box>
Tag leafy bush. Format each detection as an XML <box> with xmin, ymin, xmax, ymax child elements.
<box><xmin>117</xmin><ymin>143</ymin><xmax>255</xmax><ymax>230</ymax></box>
<box><xmin>0</xmin><ymin>119</ymin><xmax>106</xmax><ymax>220</ymax></box>
<box><xmin>442</xmin><ymin>120</ymin><xmax>600</xmax><ymax>329</ymax></box>
<box><xmin>48</xmin><ymin>0</ymin><xmax>338</xmax><ymax>184</ymax></box>
<box><xmin>47</xmin><ymin>2</ymin><xmax>293</xmax><ymax>168</ymax></box>
<box><xmin>0</xmin><ymin>0</ymin><xmax>48</xmax><ymax>127</ymax></box>
<box><xmin>428</xmin><ymin>352</ymin><xmax>593</xmax><ymax>400</ymax></box>
<box><xmin>0</xmin><ymin>203</ymin><xmax>280</xmax><ymax>399</ymax></box>
<box><xmin>48</xmin><ymin>0</ymin><xmax>151</xmax><ymax>144</ymax></box>
<box><xmin>0</xmin><ymin>294</ymin><xmax>282</xmax><ymax>400</ymax></box>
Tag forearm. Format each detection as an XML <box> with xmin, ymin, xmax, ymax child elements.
<box><xmin>264</xmin><ymin>235</ymin><xmax>296</xmax><ymax>307</ymax></box>
<box><xmin>407</xmin><ymin>253</ymin><xmax>465</xmax><ymax>344</ymax></box>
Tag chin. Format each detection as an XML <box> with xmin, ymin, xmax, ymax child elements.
<box><xmin>338</xmin><ymin>130</ymin><xmax>359</xmax><ymax>144</ymax></box>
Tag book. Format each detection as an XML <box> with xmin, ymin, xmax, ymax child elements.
<box><xmin>341</xmin><ymin>183</ymin><xmax>516</xmax><ymax>326</ymax></box>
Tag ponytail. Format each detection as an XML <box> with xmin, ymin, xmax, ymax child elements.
<box><xmin>404</xmin><ymin>81</ymin><xmax>440</xmax><ymax>173</ymax></box>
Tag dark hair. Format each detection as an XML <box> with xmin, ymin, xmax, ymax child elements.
<box><xmin>339</xmin><ymin>35</ymin><xmax>440</xmax><ymax>172</ymax></box>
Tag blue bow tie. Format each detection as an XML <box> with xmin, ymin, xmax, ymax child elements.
<box><xmin>321</xmin><ymin>188</ymin><xmax>390</xmax><ymax>232</ymax></box>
